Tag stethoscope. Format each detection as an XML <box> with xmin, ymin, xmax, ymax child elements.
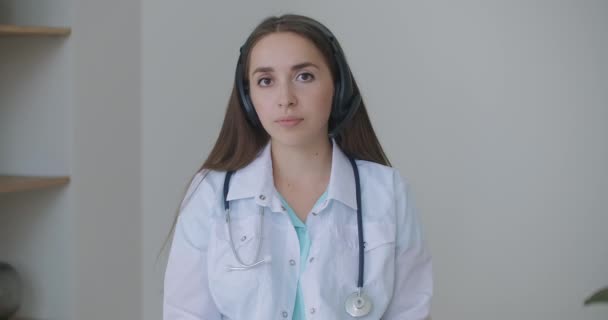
<box><xmin>222</xmin><ymin>155</ymin><xmax>373</xmax><ymax>317</ymax></box>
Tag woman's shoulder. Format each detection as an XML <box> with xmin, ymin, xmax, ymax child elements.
<box><xmin>354</xmin><ymin>159</ymin><xmax>409</xmax><ymax>190</ymax></box>
<box><xmin>354</xmin><ymin>160</ymin><xmax>416</xmax><ymax>233</ymax></box>
<box><xmin>191</xmin><ymin>168</ymin><xmax>227</xmax><ymax>188</ymax></box>
<box><xmin>179</xmin><ymin>169</ymin><xmax>228</xmax><ymax>213</ymax></box>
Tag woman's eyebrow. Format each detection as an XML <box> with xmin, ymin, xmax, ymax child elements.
<box><xmin>291</xmin><ymin>62</ymin><xmax>319</xmax><ymax>71</ymax></box>
<box><xmin>251</xmin><ymin>66</ymin><xmax>273</xmax><ymax>75</ymax></box>
<box><xmin>251</xmin><ymin>62</ymin><xmax>320</xmax><ymax>75</ymax></box>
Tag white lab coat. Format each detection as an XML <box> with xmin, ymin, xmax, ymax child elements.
<box><xmin>163</xmin><ymin>140</ymin><xmax>433</xmax><ymax>319</ymax></box>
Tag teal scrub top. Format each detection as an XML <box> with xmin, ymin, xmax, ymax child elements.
<box><xmin>277</xmin><ymin>190</ymin><xmax>328</xmax><ymax>320</ymax></box>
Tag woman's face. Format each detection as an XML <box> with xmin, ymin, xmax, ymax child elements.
<box><xmin>248</xmin><ymin>31</ymin><xmax>335</xmax><ymax>147</ymax></box>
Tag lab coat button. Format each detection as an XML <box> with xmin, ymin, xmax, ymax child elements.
<box><xmin>259</xmin><ymin>194</ymin><xmax>266</xmax><ymax>200</ymax></box>
<box><xmin>282</xmin><ymin>311</ymin><xmax>289</xmax><ymax>318</ymax></box>
<box><xmin>289</xmin><ymin>259</ymin><xmax>296</xmax><ymax>266</ymax></box>
<box><xmin>240</xmin><ymin>235</ymin><xmax>247</xmax><ymax>242</ymax></box>
<box><xmin>311</xmin><ymin>211</ymin><xmax>318</xmax><ymax>216</ymax></box>
<box><xmin>309</xmin><ymin>257</ymin><xmax>314</xmax><ymax>263</ymax></box>
<box><xmin>310</xmin><ymin>307</ymin><xmax>316</xmax><ymax>314</ymax></box>
<box><xmin>281</xmin><ymin>205</ymin><xmax>286</xmax><ymax>211</ymax></box>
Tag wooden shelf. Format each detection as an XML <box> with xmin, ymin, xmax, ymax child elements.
<box><xmin>0</xmin><ymin>24</ymin><xmax>71</xmax><ymax>37</ymax></box>
<box><xmin>0</xmin><ymin>175</ymin><xmax>70</xmax><ymax>193</ymax></box>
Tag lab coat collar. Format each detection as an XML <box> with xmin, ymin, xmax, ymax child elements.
<box><xmin>225</xmin><ymin>138</ymin><xmax>357</xmax><ymax>211</ymax></box>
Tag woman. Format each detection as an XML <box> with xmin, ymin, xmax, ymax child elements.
<box><xmin>163</xmin><ymin>14</ymin><xmax>433</xmax><ymax>319</ymax></box>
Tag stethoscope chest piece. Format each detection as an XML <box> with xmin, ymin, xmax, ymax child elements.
<box><xmin>345</xmin><ymin>289</ymin><xmax>372</xmax><ymax>317</ymax></box>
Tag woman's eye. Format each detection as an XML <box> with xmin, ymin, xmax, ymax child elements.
<box><xmin>297</xmin><ymin>72</ymin><xmax>315</xmax><ymax>82</ymax></box>
<box><xmin>257</xmin><ymin>78</ymin><xmax>272</xmax><ymax>87</ymax></box>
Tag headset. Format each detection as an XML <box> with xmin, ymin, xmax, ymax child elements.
<box><xmin>234</xmin><ymin>19</ymin><xmax>362</xmax><ymax>137</ymax></box>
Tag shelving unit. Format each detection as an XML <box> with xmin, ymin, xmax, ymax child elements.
<box><xmin>0</xmin><ymin>11</ymin><xmax>72</xmax><ymax>318</ymax></box>
<box><xmin>0</xmin><ymin>24</ymin><xmax>71</xmax><ymax>37</ymax></box>
<box><xmin>1</xmin><ymin>22</ymin><xmax>72</xmax><ymax>193</ymax></box>
<box><xmin>0</xmin><ymin>23</ymin><xmax>71</xmax><ymax>192</ymax></box>
<box><xmin>0</xmin><ymin>175</ymin><xmax>70</xmax><ymax>193</ymax></box>
<box><xmin>0</xmin><ymin>23</ymin><xmax>72</xmax><ymax>194</ymax></box>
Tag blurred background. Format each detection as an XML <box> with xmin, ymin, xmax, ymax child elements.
<box><xmin>0</xmin><ymin>0</ymin><xmax>606</xmax><ymax>319</ymax></box>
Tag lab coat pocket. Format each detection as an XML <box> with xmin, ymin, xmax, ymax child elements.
<box><xmin>208</xmin><ymin>214</ymin><xmax>267</xmax><ymax>314</ymax></box>
<box><xmin>339</xmin><ymin>222</ymin><xmax>396</xmax><ymax>253</ymax></box>
<box><xmin>336</xmin><ymin>222</ymin><xmax>396</xmax><ymax>316</ymax></box>
<box><xmin>216</xmin><ymin>212</ymin><xmax>264</xmax><ymax>261</ymax></box>
<box><xmin>223</xmin><ymin>220</ymin><xmax>257</xmax><ymax>251</ymax></box>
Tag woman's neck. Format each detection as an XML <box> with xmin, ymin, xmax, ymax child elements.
<box><xmin>271</xmin><ymin>138</ymin><xmax>332</xmax><ymax>190</ymax></box>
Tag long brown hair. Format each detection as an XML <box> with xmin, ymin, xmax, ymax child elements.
<box><xmin>159</xmin><ymin>14</ymin><xmax>391</xmax><ymax>259</ymax></box>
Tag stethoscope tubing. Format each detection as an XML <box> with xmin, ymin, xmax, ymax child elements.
<box><xmin>347</xmin><ymin>156</ymin><xmax>365</xmax><ymax>289</ymax></box>
<box><xmin>222</xmin><ymin>155</ymin><xmax>371</xmax><ymax>317</ymax></box>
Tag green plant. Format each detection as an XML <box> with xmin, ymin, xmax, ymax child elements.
<box><xmin>584</xmin><ymin>287</ymin><xmax>608</xmax><ymax>306</ymax></box>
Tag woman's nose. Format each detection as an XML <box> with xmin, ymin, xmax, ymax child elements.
<box><xmin>277</xmin><ymin>83</ymin><xmax>296</xmax><ymax>107</ymax></box>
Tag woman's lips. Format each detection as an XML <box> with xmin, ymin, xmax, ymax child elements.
<box><xmin>276</xmin><ymin>118</ymin><xmax>302</xmax><ymax>128</ymax></box>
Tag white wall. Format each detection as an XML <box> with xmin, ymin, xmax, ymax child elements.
<box><xmin>71</xmin><ymin>0</ymin><xmax>142</xmax><ymax>318</ymax></box>
<box><xmin>143</xmin><ymin>1</ymin><xmax>608</xmax><ymax>320</ymax></box>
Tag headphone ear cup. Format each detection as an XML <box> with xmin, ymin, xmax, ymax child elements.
<box><xmin>243</xmin><ymin>86</ymin><xmax>262</xmax><ymax>128</ymax></box>
<box><xmin>329</xmin><ymin>49</ymin><xmax>360</xmax><ymax>136</ymax></box>
<box><xmin>329</xmin><ymin>56</ymin><xmax>346</xmax><ymax>125</ymax></box>
<box><xmin>331</xmin><ymin>79</ymin><xmax>343</xmax><ymax>121</ymax></box>
<box><xmin>236</xmin><ymin>54</ymin><xmax>262</xmax><ymax>129</ymax></box>
<box><xmin>329</xmin><ymin>92</ymin><xmax>361</xmax><ymax>137</ymax></box>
